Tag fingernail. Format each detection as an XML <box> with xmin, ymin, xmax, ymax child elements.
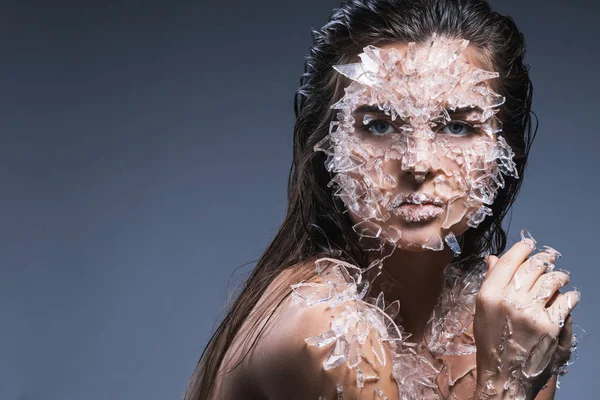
<box><xmin>521</xmin><ymin>237</ymin><xmax>536</xmax><ymax>249</ymax></box>
<box><xmin>541</xmin><ymin>245</ymin><xmax>562</xmax><ymax>259</ymax></box>
<box><xmin>520</xmin><ymin>229</ymin><xmax>537</xmax><ymax>250</ymax></box>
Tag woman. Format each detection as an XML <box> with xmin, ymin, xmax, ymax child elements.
<box><xmin>186</xmin><ymin>0</ymin><xmax>579</xmax><ymax>399</ymax></box>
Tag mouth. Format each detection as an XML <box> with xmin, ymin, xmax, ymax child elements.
<box><xmin>389</xmin><ymin>192</ymin><xmax>445</xmax><ymax>209</ymax></box>
<box><xmin>388</xmin><ymin>192</ymin><xmax>446</xmax><ymax>223</ymax></box>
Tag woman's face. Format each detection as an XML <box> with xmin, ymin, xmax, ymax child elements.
<box><xmin>317</xmin><ymin>36</ymin><xmax>519</xmax><ymax>254</ymax></box>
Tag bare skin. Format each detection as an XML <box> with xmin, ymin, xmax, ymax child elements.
<box><xmin>209</xmin><ymin>247</ymin><xmax>574</xmax><ymax>399</ymax></box>
<box><xmin>211</xmin><ymin>263</ymin><xmax>399</xmax><ymax>400</ymax></box>
<box><xmin>208</xmin><ymin>40</ymin><xmax>578</xmax><ymax>399</ymax></box>
<box><xmin>370</xmin><ymin>246</ymin><xmax>451</xmax><ymax>343</ymax></box>
<box><xmin>473</xmin><ymin>243</ymin><xmax>578</xmax><ymax>399</ymax></box>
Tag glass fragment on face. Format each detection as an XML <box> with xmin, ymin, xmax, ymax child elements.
<box><xmin>315</xmin><ymin>35</ymin><xmax>520</xmax><ymax>254</ymax></box>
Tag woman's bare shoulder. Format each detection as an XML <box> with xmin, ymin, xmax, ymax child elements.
<box><xmin>247</xmin><ymin>258</ymin><xmax>399</xmax><ymax>400</ymax></box>
<box><xmin>213</xmin><ymin>260</ymin><xmax>320</xmax><ymax>398</ymax></box>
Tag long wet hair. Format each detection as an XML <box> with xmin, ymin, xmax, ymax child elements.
<box><xmin>185</xmin><ymin>0</ymin><xmax>536</xmax><ymax>398</ymax></box>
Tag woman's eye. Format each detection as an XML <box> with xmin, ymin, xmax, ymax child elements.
<box><xmin>366</xmin><ymin>120</ymin><xmax>396</xmax><ymax>135</ymax></box>
<box><xmin>439</xmin><ymin>121</ymin><xmax>474</xmax><ymax>136</ymax></box>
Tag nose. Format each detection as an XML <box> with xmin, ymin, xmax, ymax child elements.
<box><xmin>406</xmin><ymin>168</ymin><xmax>433</xmax><ymax>183</ymax></box>
<box><xmin>402</xmin><ymin>136</ymin><xmax>435</xmax><ymax>183</ymax></box>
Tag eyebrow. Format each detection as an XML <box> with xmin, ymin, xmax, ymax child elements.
<box><xmin>352</xmin><ymin>104</ymin><xmax>484</xmax><ymax>115</ymax></box>
<box><xmin>352</xmin><ymin>104</ymin><xmax>389</xmax><ymax>115</ymax></box>
<box><xmin>352</xmin><ymin>104</ymin><xmax>400</xmax><ymax>115</ymax></box>
<box><xmin>446</xmin><ymin>106</ymin><xmax>484</xmax><ymax>114</ymax></box>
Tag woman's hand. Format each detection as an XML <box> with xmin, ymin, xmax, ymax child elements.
<box><xmin>473</xmin><ymin>237</ymin><xmax>579</xmax><ymax>399</ymax></box>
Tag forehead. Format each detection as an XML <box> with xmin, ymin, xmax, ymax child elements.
<box><xmin>377</xmin><ymin>40</ymin><xmax>493</xmax><ymax>72</ymax></box>
<box><xmin>372</xmin><ymin>40</ymin><xmax>498</xmax><ymax>96</ymax></box>
<box><xmin>334</xmin><ymin>38</ymin><xmax>502</xmax><ymax>118</ymax></box>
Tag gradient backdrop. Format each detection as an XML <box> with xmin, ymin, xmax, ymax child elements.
<box><xmin>1</xmin><ymin>0</ymin><xmax>598</xmax><ymax>399</ymax></box>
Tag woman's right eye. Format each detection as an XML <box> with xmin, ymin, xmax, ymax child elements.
<box><xmin>366</xmin><ymin>120</ymin><xmax>396</xmax><ymax>135</ymax></box>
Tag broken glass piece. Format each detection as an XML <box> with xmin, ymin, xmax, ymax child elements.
<box><xmin>364</xmin><ymin>373</ymin><xmax>380</xmax><ymax>383</ymax></box>
<box><xmin>348</xmin><ymin>336</ymin><xmax>361</xmax><ymax>368</ymax></box>
<box><xmin>477</xmin><ymin>378</ymin><xmax>499</xmax><ymax>399</ymax></box>
<box><xmin>305</xmin><ymin>329</ymin><xmax>338</xmax><ymax>348</ymax></box>
<box><xmin>540</xmin><ymin>245</ymin><xmax>562</xmax><ymax>259</ymax></box>
<box><xmin>356</xmin><ymin>280</ymin><xmax>370</xmax><ymax>300</ymax></box>
<box><xmin>513</xmin><ymin>272</ymin><xmax>523</xmax><ymax>291</ymax></box>
<box><xmin>356</xmin><ymin>366</ymin><xmax>365</xmax><ymax>388</ymax></box>
<box><xmin>371</xmin><ymin>335</ymin><xmax>387</xmax><ymax>367</ymax></box>
<box><xmin>291</xmin><ymin>282</ymin><xmax>332</xmax><ymax>306</ymax></box>
<box><xmin>525</xmin><ymin>255</ymin><xmax>545</xmax><ymax>274</ymax></box>
<box><xmin>324</xmin><ymin>336</ymin><xmax>349</xmax><ymax>370</ymax></box>
<box><xmin>423</xmin><ymin>233</ymin><xmax>444</xmax><ymax>251</ymax></box>
<box><xmin>352</xmin><ymin>220</ymin><xmax>382</xmax><ymax>238</ymax></box>
<box><xmin>442</xmin><ymin>198</ymin><xmax>470</xmax><ymax>229</ymax></box>
<box><xmin>384</xmin><ymin>300</ymin><xmax>400</xmax><ymax>321</ymax></box>
<box><xmin>522</xmin><ymin>333</ymin><xmax>558</xmax><ymax>378</ymax></box>
<box><xmin>534</xmin><ymin>274</ymin><xmax>564</xmax><ymax>301</ymax></box>
<box><xmin>336</xmin><ymin>384</ymin><xmax>344</xmax><ymax>400</ymax></box>
<box><xmin>520</xmin><ymin>229</ymin><xmax>537</xmax><ymax>250</ymax></box>
<box><xmin>384</xmin><ymin>226</ymin><xmax>402</xmax><ymax>244</ymax></box>
<box><xmin>333</xmin><ymin>62</ymin><xmax>378</xmax><ymax>86</ymax></box>
<box><xmin>466</xmin><ymin>205</ymin><xmax>492</xmax><ymax>228</ymax></box>
<box><xmin>444</xmin><ymin>231</ymin><xmax>461</xmax><ymax>255</ymax></box>
<box><xmin>374</xmin><ymin>291</ymin><xmax>385</xmax><ymax>310</ymax></box>
<box><xmin>374</xmin><ymin>387</ymin><xmax>388</xmax><ymax>400</ymax></box>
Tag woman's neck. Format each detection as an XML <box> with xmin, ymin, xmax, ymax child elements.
<box><xmin>373</xmin><ymin>246</ymin><xmax>454</xmax><ymax>343</ymax></box>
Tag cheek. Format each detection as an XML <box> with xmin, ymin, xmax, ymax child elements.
<box><xmin>439</xmin><ymin>151</ymin><xmax>497</xmax><ymax>235</ymax></box>
<box><xmin>433</xmin><ymin>153</ymin><xmax>469</xmax><ymax>199</ymax></box>
<box><xmin>343</xmin><ymin>135</ymin><xmax>399</xmax><ymax>188</ymax></box>
<box><xmin>354</xmin><ymin>134</ymin><xmax>393</xmax><ymax>158</ymax></box>
<box><xmin>443</xmin><ymin>199</ymin><xmax>480</xmax><ymax>236</ymax></box>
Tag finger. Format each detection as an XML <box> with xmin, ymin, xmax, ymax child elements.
<box><xmin>547</xmin><ymin>290</ymin><xmax>579</xmax><ymax>327</ymax></box>
<box><xmin>486</xmin><ymin>255</ymin><xmax>499</xmax><ymax>271</ymax></box>
<box><xmin>557</xmin><ymin>315</ymin><xmax>574</xmax><ymax>352</ymax></box>
<box><xmin>558</xmin><ymin>314</ymin><xmax>573</xmax><ymax>345</ymax></box>
<box><xmin>552</xmin><ymin>314</ymin><xmax>573</xmax><ymax>370</ymax></box>
<box><xmin>530</xmin><ymin>271</ymin><xmax>570</xmax><ymax>304</ymax></box>
<box><xmin>484</xmin><ymin>240</ymin><xmax>535</xmax><ymax>289</ymax></box>
<box><xmin>511</xmin><ymin>250</ymin><xmax>557</xmax><ymax>292</ymax></box>
<box><xmin>545</xmin><ymin>291</ymin><xmax>559</xmax><ymax>307</ymax></box>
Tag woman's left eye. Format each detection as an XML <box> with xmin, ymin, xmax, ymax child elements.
<box><xmin>438</xmin><ymin>120</ymin><xmax>474</xmax><ymax>136</ymax></box>
<box><xmin>366</xmin><ymin>120</ymin><xmax>396</xmax><ymax>135</ymax></box>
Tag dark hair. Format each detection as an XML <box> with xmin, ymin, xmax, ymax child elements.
<box><xmin>185</xmin><ymin>1</ymin><xmax>536</xmax><ymax>398</ymax></box>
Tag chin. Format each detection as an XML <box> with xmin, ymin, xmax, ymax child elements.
<box><xmin>391</xmin><ymin>223</ymin><xmax>445</xmax><ymax>251</ymax></box>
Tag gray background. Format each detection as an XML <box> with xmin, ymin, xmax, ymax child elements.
<box><xmin>1</xmin><ymin>0</ymin><xmax>598</xmax><ymax>399</ymax></box>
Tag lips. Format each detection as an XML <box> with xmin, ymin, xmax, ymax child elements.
<box><xmin>389</xmin><ymin>192</ymin><xmax>445</xmax><ymax>209</ymax></box>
